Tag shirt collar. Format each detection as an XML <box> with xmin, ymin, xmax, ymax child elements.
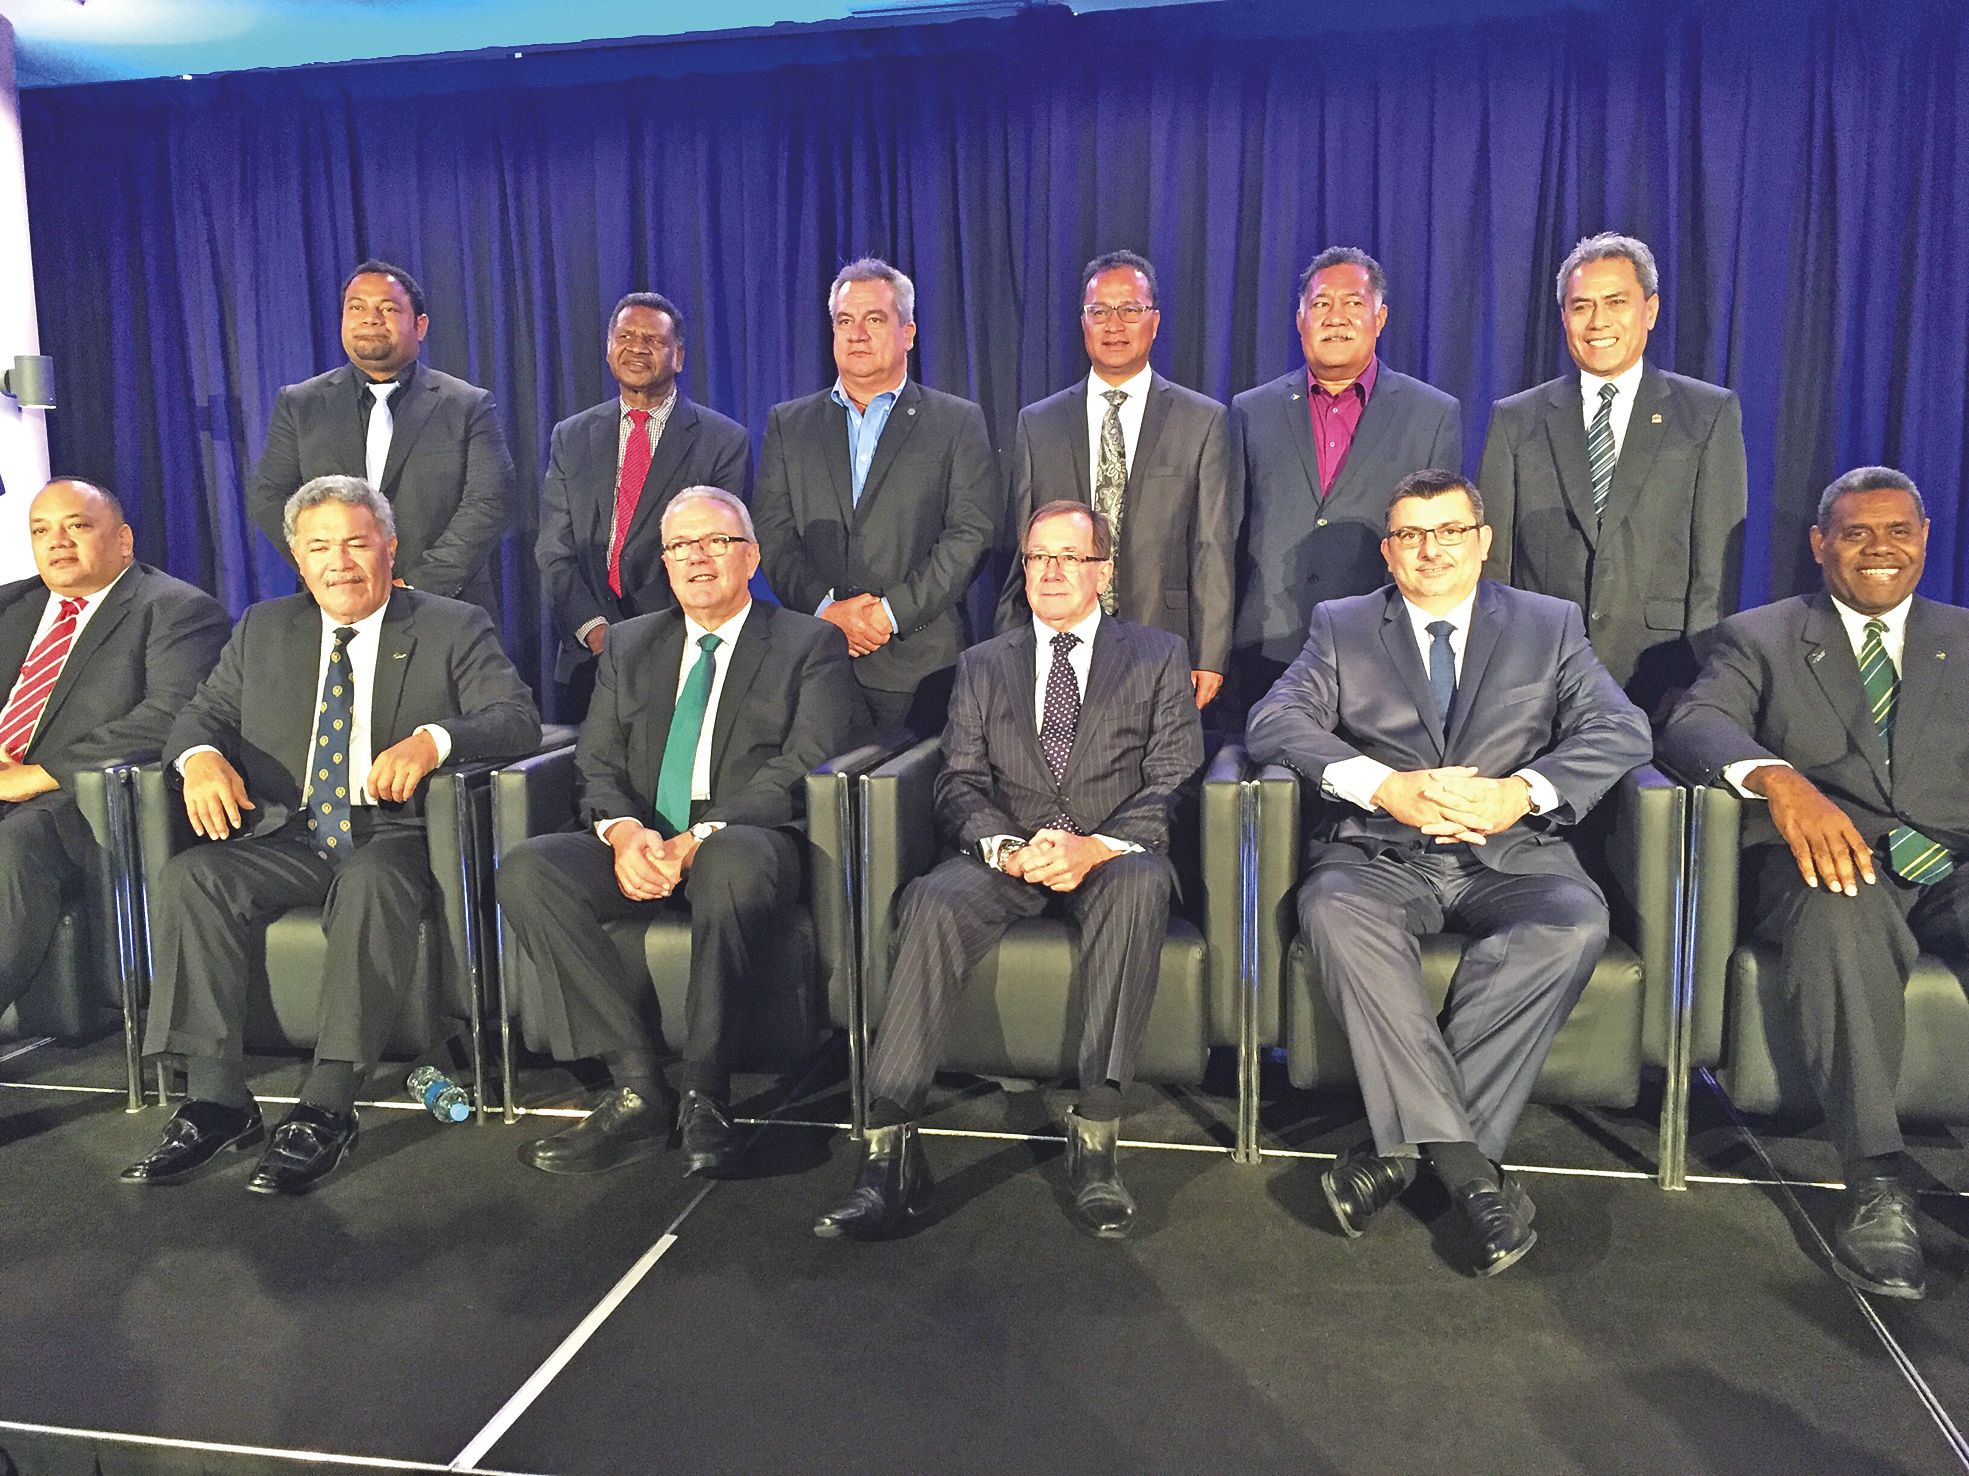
<box><xmin>830</xmin><ymin>374</ymin><xmax>907</xmax><ymax>413</ymax></box>
<box><xmin>1086</xmin><ymin>364</ymin><xmax>1154</xmax><ymax>403</ymax></box>
<box><xmin>1400</xmin><ymin>586</ymin><xmax>1479</xmax><ymax>642</ymax></box>
<box><xmin>620</xmin><ymin>387</ymin><xmax>677</xmax><ymax>421</ymax></box>
<box><xmin>1579</xmin><ymin>358</ymin><xmax>1645</xmax><ymax>404</ymax></box>
<box><xmin>353</xmin><ymin>358</ymin><xmax>418</xmax><ymax>398</ymax></box>
<box><xmin>1307</xmin><ymin>355</ymin><xmax>1379</xmax><ymax>402</ymax></box>
<box><xmin>1032</xmin><ymin>605</ymin><xmax>1103</xmax><ymax>650</ymax></box>
<box><xmin>1829</xmin><ymin>592</ymin><xmax>1913</xmax><ymax>644</ymax></box>
<box><xmin>685</xmin><ymin>598</ymin><xmax>754</xmax><ymax>649</ymax></box>
<box><xmin>319</xmin><ymin>595</ymin><xmax>393</xmax><ymax>644</ymax></box>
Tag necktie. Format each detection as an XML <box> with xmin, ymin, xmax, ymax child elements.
<box><xmin>365</xmin><ymin>382</ymin><xmax>397</xmax><ymax>490</ymax></box>
<box><xmin>1093</xmin><ymin>390</ymin><xmax>1128</xmax><ymax>615</ymax></box>
<box><xmin>656</xmin><ymin>633</ymin><xmax>722</xmax><ymax>834</ymax></box>
<box><xmin>608</xmin><ymin>408</ymin><xmax>655</xmax><ymax>599</ymax></box>
<box><xmin>1587</xmin><ymin>381</ymin><xmax>1617</xmax><ymax>523</ymax></box>
<box><xmin>0</xmin><ymin>596</ymin><xmax>84</xmax><ymax>760</ymax></box>
<box><xmin>307</xmin><ymin>626</ymin><xmax>358</xmax><ymax>860</ymax></box>
<box><xmin>1858</xmin><ymin>617</ymin><xmax>1953</xmax><ymax>883</ymax></box>
<box><xmin>1427</xmin><ymin>619</ymin><xmax>1457</xmax><ymax>727</ymax></box>
<box><xmin>1040</xmin><ymin>631</ymin><xmax>1083</xmax><ymax>833</ymax></box>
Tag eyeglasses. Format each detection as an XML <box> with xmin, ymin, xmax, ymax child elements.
<box><xmin>1081</xmin><ymin>303</ymin><xmax>1156</xmax><ymax>325</ymax></box>
<box><xmin>660</xmin><ymin>534</ymin><xmax>752</xmax><ymax>560</ymax></box>
<box><xmin>1021</xmin><ymin>551</ymin><xmax>1110</xmax><ymax>571</ymax></box>
<box><xmin>1384</xmin><ymin>522</ymin><xmax>1483</xmax><ymax>549</ymax></box>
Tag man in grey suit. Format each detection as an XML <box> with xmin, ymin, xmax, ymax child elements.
<box><xmin>248</xmin><ymin>260</ymin><xmax>517</xmax><ymax>615</ymax></box>
<box><xmin>1248</xmin><ymin>469</ymin><xmax>1649</xmax><ymax>1275</ymax></box>
<box><xmin>536</xmin><ymin>291</ymin><xmax>752</xmax><ymax>716</ymax></box>
<box><xmin>1480</xmin><ymin>232</ymin><xmax>1747</xmax><ymax>717</ymax></box>
<box><xmin>0</xmin><ymin>479</ymin><xmax>228</xmax><ymax>1015</ymax></box>
<box><xmin>996</xmin><ymin>250</ymin><xmax>1234</xmax><ymax>709</ymax></box>
<box><xmin>123</xmin><ymin>476</ymin><xmax>539</xmax><ymax>1195</ymax></box>
<box><xmin>816</xmin><ymin>501</ymin><xmax>1204</xmax><ymax>1242</ymax></box>
<box><xmin>1661</xmin><ymin>467</ymin><xmax>1966</xmax><ymax>1301</ymax></box>
<box><xmin>1231</xmin><ymin>247</ymin><xmax>1462</xmax><ymax>704</ymax></box>
<box><xmin>753</xmin><ymin>257</ymin><xmax>998</xmax><ymax>735</ymax></box>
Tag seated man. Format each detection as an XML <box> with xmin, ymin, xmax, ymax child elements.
<box><xmin>1661</xmin><ymin>466</ymin><xmax>1968</xmax><ymax>1301</ymax></box>
<box><xmin>1247</xmin><ymin>469</ymin><xmax>1649</xmax><ymax>1276</ymax></box>
<box><xmin>123</xmin><ymin>475</ymin><xmax>540</xmax><ymax>1194</ymax></box>
<box><xmin>0</xmin><ymin>479</ymin><xmax>228</xmax><ymax>1018</ymax></box>
<box><xmin>815</xmin><ymin>500</ymin><xmax>1204</xmax><ymax>1242</ymax></box>
<box><xmin>500</xmin><ymin>486</ymin><xmax>862</xmax><ymax>1178</ymax></box>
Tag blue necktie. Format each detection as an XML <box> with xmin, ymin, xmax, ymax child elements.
<box><xmin>1427</xmin><ymin>619</ymin><xmax>1456</xmax><ymax>727</ymax></box>
<box><xmin>307</xmin><ymin>625</ymin><xmax>357</xmax><ymax>860</ymax></box>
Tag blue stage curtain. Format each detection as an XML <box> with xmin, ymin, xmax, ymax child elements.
<box><xmin>20</xmin><ymin>0</ymin><xmax>1968</xmax><ymax>701</ymax></box>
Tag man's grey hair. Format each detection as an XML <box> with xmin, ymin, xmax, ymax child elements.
<box><xmin>284</xmin><ymin>474</ymin><xmax>395</xmax><ymax>543</ymax></box>
<box><xmin>1298</xmin><ymin>246</ymin><xmax>1387</xmax><ymax>308</ymax></box>
<box><xmin>1816</xmin><ymin>466</ymin><xmax>1926</xmax><ymax>530</ymax></box>
<box><xmin>662</xmin><ymin>485</ymin><xmax>756</xmax><ymax>542</ymax></box>
<box><xmin>1386</xmin><ymin>467</ymin><xmax>1485</xmax><ymax>527</ymax></box>
<box><xmin>829</xmin><ymin>257</ymin><xmax>916</xmax><ymax>325</ymax></box>
<box><xmin>1555</xmin><ymin>232</ymin><xmax>1659</xmax><ymax>305</ymax></box>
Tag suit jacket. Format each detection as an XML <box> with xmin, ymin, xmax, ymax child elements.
<box><xmin>247</xmin><ymin>361</ymin><xmax>518</xmax><ymax>611</ymax></box>
<box><xmin>993</xmin><ymin>374</ymin><xmax>1235</xmax><ymax>673</ymax></box>
<box><xmin>165</xmin><ymin>589</ymin><xmax>540</xmax><ymax>837</ymax></box>
<box><xmin>1230</xmin><ymin>364</ymin><xmax>1462</xmax><ymax>671</ymax></box>
<box><xmin>575</xmin><ymin>601</ymin><xmax>862</xmax><ymax>837</ymax></box>
<box><xmin>1659</xmin><ymin>593</ymin><xmax>1969</xmax><ymax>855</ymax></box>
<box><xmin>536</xmin><ymin>395</ymin><xmax>753</xmax><ymax>682</ymax></box>
<box><xmin>934</xmin><ymin>616</ymin><xmax>1204</xmax><ymax>855</ymax></box>
<box><xmin>753</xmin><ymin>380</ymin><xmax>999</xmax><ymax>695</ymax></box>
<box><xmin>1245</xmin><ymin>581</ymin><xmax>1651</xmax><ymax>891</ymax></box>
<box><xmin>1479</xmin><ymin>365</ymin><xmax>1746</xmax><ymax>711</ymax></box>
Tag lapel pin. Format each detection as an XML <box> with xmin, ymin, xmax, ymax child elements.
<box><xmin>1651</xmin><ymin>413</ymin><xmax>1663</xmax><ymax>423</ymax></box>
<box><xmin>393</xmin><ymin>652</ymin><xmax>408</xmax><ymax>660</ymax></box>
<box><xmin>1937</xmin><ymin>651</ymin><xmax>1947</xmax><ymax>660</ymax></box>
<box><xmin>906</xmin><ymin>406</ymin><xmax>917</xmax><ymax>417</ymax></box>
<box><xmin>1809</xmin><ymin>649</ymin><xmax>1825</xmax><ymax>663</ymax></box>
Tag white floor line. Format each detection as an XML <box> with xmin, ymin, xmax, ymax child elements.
<box><xmin>0</xmin><ymin>1036</ymin><xmax>54</xmax><ymax>1065</ymax></box>
<box><xmin>0</xmin><ymin>1418</ymin><xmax>545</xmax><ymax>1475</ymax></box>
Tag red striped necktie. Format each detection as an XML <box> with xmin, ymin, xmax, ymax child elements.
<box><xmin>0</xmin><ymin>596</ymin><xmax>84</xmax><ymax>760</ymax></box>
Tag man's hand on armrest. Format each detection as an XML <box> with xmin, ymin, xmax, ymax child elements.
<box><xmin>181</xmin><ymin>750</ymin><xmax>255</xmax><ymax>840</ymax></box>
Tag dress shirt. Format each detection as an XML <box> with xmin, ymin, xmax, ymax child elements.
<box><xmin>1578</xmin><ymin>359</ymin><xmax>1645</xmax><ymax>462</ymax></box>
<box><xmin>1308</xmin><ymin>356</ymin><xmax>1379</xmax><ymax>495</ymax></box>
<box><xmin>1083</xmin><ymin>365</ymin><xmax>1153</xmax><ymax>492</ymax></box>
<box><xmin>1322</xmin><ymin>588</ymin><xmax>1559</xmax><ymax>816</ymax></box>
<box><xmin>573</xmin><ymin>389</ymin><xmax>681</xmax><ymax>646</ymax></box>
<box><xmin>817</xmin><ymin>376</ymin><xmax>903</xmax><ymax>633</ymax></box>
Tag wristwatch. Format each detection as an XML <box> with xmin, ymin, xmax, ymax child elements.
<box><xmin>688</xmin><ymin>821</ymin><xmax>724</xmax><ymax>841</ymax></box>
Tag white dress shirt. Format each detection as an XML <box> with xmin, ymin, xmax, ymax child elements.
<box><xmin>1084</xmin><ymin>365</ymin><xmax>1153</xmax><ymax>491</ymax></box>
<box><xmin>1579</xmin><ymin>359</ymin><xmax>1646</xmax><ymax>462</ymax></box>
<box><xmin>1</xmin><ymin>563</ymin><xmax>132</xmax><ymax>720</ymax></box>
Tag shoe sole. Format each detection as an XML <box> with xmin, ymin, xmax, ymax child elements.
<box><xmin>1321</xmin><ymin>1169</ymin><xmax>1367</xmax><ymax>1240</ymax></box>
<box><xmin>1474</xmin><ymin>1228</ymin><xmax>1537</xmax><ymax>1278</ymax></box>
<box><xmin>119</xmin><ymin>1124</ymin><xmax>265</xmax><ymax>1186</ymax></box>
<box><xmin>1830</xmin><ymin>1254</ymin><xmax>1927</xmax><ymax>1300</ymax></box>
<box><xmin>519</xmin><ymin>1136</ymin><xmax>669</xmax><ymax>1175</ymax></box>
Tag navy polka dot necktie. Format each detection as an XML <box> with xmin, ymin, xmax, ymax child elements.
<box><xmin>307</xmin><ymin>625</ymin><xmax>357</xmax><ymax>860</ymax></box>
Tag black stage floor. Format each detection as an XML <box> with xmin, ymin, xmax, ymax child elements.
<box><xmin>1</xmin><ymin>1038</ymin><xmax>1965</xmax><ymax>1476</ymax></box>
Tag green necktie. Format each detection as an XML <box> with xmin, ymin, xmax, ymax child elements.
<box><xmin>656</xmin><ymin>632</ymin><xmax>721</xmax><ymax>835</ymax></box>
<box><xmin>1857</xmin><ymin>618</ymin><xmax>1953</xmax><ymax>884</ymax></box>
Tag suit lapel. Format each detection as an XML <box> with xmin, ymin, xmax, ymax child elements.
<box><xmin>323</xmin><ymin>366</ymin><xmax>368</xmax><ymax>477</ymax></box>
<box><xmin>1069</xmin><ymin>618</ymin><xmax>1127</xmax><ymax>776</ymax></box>
<box><xmin>1006</xmin><ymin>623</ymin><xmax>1045</xmax><ymax>774</ymax></box>
<box><xmin>1538</xmin><ymin>377</ymin><xmax>1602</xmax><ymax>546</ymax></box>
<box><xmin>378</xmin><ymin>368</ymin><xmax>438</xmax><ymax>495</ymax></box>
<box><xmin>853</xmin><ymin>380</ymin><xmax>923</xmax><ymax>526</ymax></box>
<box><xmin>1891</xmin><ymin>598</ymin><xmax>1953</xmax><ymax>772</ymax></box>
<box><xmin>1599</xmin><ymin>366</ymin><xmax>1669</xmax><ymax>541</ymax></box>
<box><xmin>1277</xmin><ymin>372</ymin><xmax>1322</xmax><ymax>500</ymax></box>
<box><xmin>1801</xmin><ymin>595</ymin><xmax>1890</xmax><ymax>787</ymax></box>
<box><xmin>643</xmin><ymin>619</ymin><xmax>687</xmax><ymax>786</ymax></box>
<box><xmin>279</xmin><ymin>602</ymin><xmax>327</xmax><ymax>780</ymax></box>
<box><xmin>1122</xmin><ymin>376</ymin><xmax>1172</xmax><ymax>504</ymax></box>
<box><xmin>582</xmin><ymin>403</ymin><xmax>623</xmax><ymax>552</ymax></box>
<box><xmin>621</xmin><ymin>397</ymin><xmax>699</xmax><ymax>551</ymax></box>
<box><xmin>0</xmin><ymin>585</ymin><xmax>46</xmax><ymax>698</ymax></box>
<box><xmin>1054</xmin><ymin>389</ymin><xmax>1091</xmax><ymax>505</ymax></box>
<box><xmin>1380</xmin><ymin>590</ymin><xmax>1446</xmax><ymax>759</ymax></box>
<box><xmin>1444</xmin><ymin>583</ymin><xmax>1504</xmax><ymax>753</ymax></box>
<box><xmin>33</xmin><ymin>566</ymin><xmax>140</xmax><ymax>741</ymax></box>
<box><xmin>1326</xmin><ymin>368</ymin><xmax>1397</xmax><ymax>504</ymax></box>
<box><xmin>369</xmin><ymin>593</ymin><xmax>417</xmax><ymax>748</ymax></box>
<box><xmin>706</xmin><ymin>602</ymin><xmax>770</xmax><ymax>786</ymax></box>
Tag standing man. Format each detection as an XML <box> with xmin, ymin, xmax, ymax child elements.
<box><xmin>248</xmin><ymin>260</ymin><xmax>517</xmax><ymax>615</ymax></box>
<box><xmin>0</xmin><ymin>479</ymin><xmax>228</xmax><ymax>1017</ymax></box>
<box><xmin>753</xmin><ymin>257</ymin><xmax>998</xmax><ymax>734</ymax></box>
<box><xmin>536</xmin><ymin>292</ymin><xmax>752</xmax><ymax>716</ymax></box>
<box><xmin>123</xmin><ymin>476</ymin><xmax>539</xmax><ymax>1195</ymax></box>
<box><xmin>1231</xmin><ymin>247</ymin><xmax>1462</xmax><ymax>703</ymax></box>
<box><xmin>996</xmin><ymin>250</ymin><xmax>1234</xmax><ymax>710</ymax></box>
<box><xmin>1661</xmin><ymin>468</ymin><xmax>1967</xmax><ymax>1301</ymax></box>
<box><xmin>500</xmin><ymin>487</ymin><xmax>862</xmax><ymax>1179</ymax></box>
<box><xmin>815</xmin><ymin>502</ymin><xmax>1204</xmax><ymax>1242</ymax></box>
<box><xmin>1480</xmin><ymin>232</ymin><xmax>1747</xmax><ymax>716</ymax></box>
<box><xmin>1247</xmin><ymin>469</ymin><xmax>1649</xmax><ymax>1276</ymax></box>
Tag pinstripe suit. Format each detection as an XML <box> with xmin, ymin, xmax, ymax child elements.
<box><xmin>865</xmin><ymin>614</ymin><xmax>1204</xmax><ymax>1111</ymax></box>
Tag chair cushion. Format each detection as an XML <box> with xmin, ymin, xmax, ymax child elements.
<box><xmin>248</xmin><ymin>907</ymin><xmax>444</xmax><ymax>1056</ymax></box>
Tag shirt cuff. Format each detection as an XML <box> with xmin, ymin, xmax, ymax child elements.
<box><xmin>575</xmin><ymin>617</ymin><xmax>606</xmax><ymax>646</ymax></box>
<box><xmin>1093</xmin><ymin>834</ymin><xmax>1144</xmax><ymax>855</ymax></box>
<box><xmin>1722</xmin><ymin>758</ymin><xmax>1787</xmax><ymax>799</ymax></box>
<box><xmin>174</xmin><ymin>744</ymin><xmax>222</xmax><ymax>777</ymax></box>
<box><xmin>596</xmin><ymin>816</ymin><xmax>640</xmax><ymax>843</ymax></box>
<box><xmin>879</xmin><ymin>597</ymin><xmax>899</xmax><ymax>635</ymax></box>
<box><xmin>1322</xmin><ymin>755</ymin><xmax>1397</xmax><ymax>812</ymax></box>
<box><xmin>414</xmin><ymin>724</ymin><xmax>453</xmax><ymax>766</ymax></box>
<box><xmin>1511</xmin><ymin>768</ymin><xmax>1559</xmax><ymax>817</ymax></box>
<box><xmin>816</xmin><ymin>591</ymin><xmax>835</xmax><ymax>616</ymax></box>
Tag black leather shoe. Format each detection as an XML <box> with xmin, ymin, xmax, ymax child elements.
<box><xmin>1452</xmin><ymin>1178</ymin><xmax>1537</xmax><ymax>1277</ymax></box>
<box><xmin>119</xmin><ymin>1100</ymin><xmax>264</xmax><ymax>1185</ymax></box>
<box><xmin>813</xmin><ymin>1121</ymin><xmax>935</xmax><ymax>1239</ymax></box>
<box><xmin>519</xmin><ymin>1087</ymin><xmax>671</xmax><ymax>1175</ymax></box>
<box><xmin>1064</xmin><ymin>1109</ymin><xmax>1135</xmax><ymax>1239</ymax></box>
<box><xmin>1321</xmin><ymin>1144</ymin><xmax>1418</xmax><ymax>1238</ymax></box>
<box><xmin>1831</xmin><ymin>1176</ymin><xmax>1927</xmax><ymax>1300</ymax></box>
<box><xmin>680</xmin><ymin>1090</ymin><xmax>743</xmax><ymax>1178</ymax></box>
<box><xmin>245</xmin><ymin>1104</ymin><xmax>359</xmax><ymax>1195</ymax></box>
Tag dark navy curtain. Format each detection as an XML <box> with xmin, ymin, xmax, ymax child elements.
<box><xmin>21</xmin><ymin>0</ymin><xmax>1969</xmax><ymax>700</ymax></box>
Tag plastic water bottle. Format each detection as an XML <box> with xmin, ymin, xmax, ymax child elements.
<box><xmin>406</xmin><ymin>1065</ymin><xmax>471</xmax><ymax>1123</ymax></box>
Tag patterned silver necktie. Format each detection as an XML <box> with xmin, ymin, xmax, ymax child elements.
<box><xmin>1094</xmin><ymin>389</ymin><xmax>1128</xmax><ymax>614</ymax></box>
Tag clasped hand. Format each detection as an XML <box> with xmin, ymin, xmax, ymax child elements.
<box><xmin>1371</xmin><ymin>765</ymin><xmax>1532</xmax><ymax>845</ymax></box>
<box><xmin>1004</xmin><ymin>827</ymin><xmax>1114</xmax><ymax>892</ymax></box>
<box><xmin>821</xmin><ymin>594</ymin><xmax>893</xmax><ymax>657</ymax></box>
<box><xmin>0</xmin><ymin>752</ymin><xmax>57</xmax><ymax>804</ymax></box>
<box><xmin>610</xmin><ymin>821</ymin><xmax>701</xmax><ymax>901</ymax></box>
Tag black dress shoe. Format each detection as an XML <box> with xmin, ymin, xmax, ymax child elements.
<box><xmin>1451</xmin><ymin>1178</ymin><xmax>1537</xmax><ymax>1277</ymax></box>
<box><xmin>1831</xmin><ymin>1176</ymin><xmax>1927</xmax><ymax>1300</ymax></box>
<box><xmin>519</xmin><ymin>1087</ymin><xmax>671</xmax><ymax>1175</ymax></box>
<box><xmin>1064</xmin><ymin>1109</ymin><xmax>1135</xmax><ymax>1239</ymax></box>
<box><xmin>1322</xmin><ymin>1144</ymin><xmax>1419</xmax><ymax>1238</ymax></box>
<box><xmin>119</xmin><ymin>1100</ymin><xmax>264</xmax><ymax>1185</ymax></box>
<box><xmin>245</xmin><ymin>1104</ymin><xmax>359</xmax><ymax>1196</ymax></box>
<box><xmin>813</xmin><ymin>1121</ymin><xmax>935</xmax><ymax>1239</ymax></box>
<box><xmin>680</xmin><ymin>1090</ymin><xmax>743</xmax><ymax>1178</ymax></box>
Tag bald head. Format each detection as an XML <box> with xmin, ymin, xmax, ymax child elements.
<box><xmin>29</xmin><ymin>479</ymin><xmax>134</xmax><ymax>596</ymax></box>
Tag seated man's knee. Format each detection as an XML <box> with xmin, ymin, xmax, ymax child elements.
<box><xmin>688</xmin><ymin>826</ymin><xmax>789</xmax><ymax>910</ymax></box>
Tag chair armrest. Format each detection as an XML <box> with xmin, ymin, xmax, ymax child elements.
<box><xmin>1199</xmin><ymin>742</ymin><xmax>1246</xmax><ymax>1046</ymax></box>
<box><xmin>489</xmin><ymin>745</ymin><xmax>579</xmax><ymax>858</ymax></box>
<box><xmin>1250</xmin><ymin>762</ymin><xmax>1302</xmax><ymax>1049</ymax></box>
<box><xmin>1687</xmin><ymin>783</ymin><xmax>1743</xmax><ymax>1069</ymax></box>
<box><xmin>807</xmin><ymin>738</ymin><xmax>913</xmax><ymax>1029</ymax></box>
<box><xmin>1602</xmin><ymin>764</ymin><xmax>1688</xmax><ymax>1067</ymax></box>
<box><xmin>858</xmin><ymin>737</ymin><xmax>943</xmax><ymax>1024</ymax></box>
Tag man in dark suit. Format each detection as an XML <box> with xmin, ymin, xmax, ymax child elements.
<box><xmin>1480</xmin><ymin>232</ymin><xmax>1747</xmax><ymax>717</ymax></box>
<box><xmin>753</xmin><ymin>257</ymin><xmax>998</xmax><ymax>735</ymax></box>
<box><xmin>247</xmin><ymin>259</ymin><xmax>517</xmax><ymax>614</ymax></box>
<box><xmin>816</xmin><ymin>501</ymin><xmax>1204</xmax><ymax>1242</ymax></box>
<box><xmin>1231</xmin><ymin>247</ymin><xmax>1462</xmax><ymax>704</ymax></box>
<box><xmin>996</xmin><ymin>250</ymin><xmax>1234</xmax><ymax>709</ymax></box>
<box><xmin>500</xmin><ymin>486</ymin><xmax>861</xmax><ymax>1178</ymax></box>
<box><xmin>123</xmin><ymin>476</ymin><xmax>539</xmax><ymax>1195</ymax></box>
<box><xmin>1660</xmin><ymin>467</ymin><xmax>1965</xmax><ymax>1301</ymax></box>
<box><xmin>1248</xmin><ymin>469</ymin><xmax>1649</xmax><ymax>1276</ymax></box>
<box><xmin>0</xmin><ymin>479</ymin><xmax>228</xmax><ymax>1015</ymax></box>
<box><xmin>536</xmin><ymin>291</ymin><xmax>753</xmax><ymax>716</ymax></box>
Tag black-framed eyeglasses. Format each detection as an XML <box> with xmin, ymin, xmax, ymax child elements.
<box><xmin>660</xmin><ymin>534</ymin><xmax>752</xmax><ymax>560</ymax></box>
<box><xmin>1384</xmin><ymin>522</ymin><xmax>1483</xmax><ymax>549</ymax></box>
<box><xmin>1021</xmin><ymin>551</ymin><xmax>1111</xmax><ymax>571</ymax></box>
<box><xmin>1080</xmin><ymin>303</ymin><xmax>1156</xmax><ymax>325</ymax></box>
